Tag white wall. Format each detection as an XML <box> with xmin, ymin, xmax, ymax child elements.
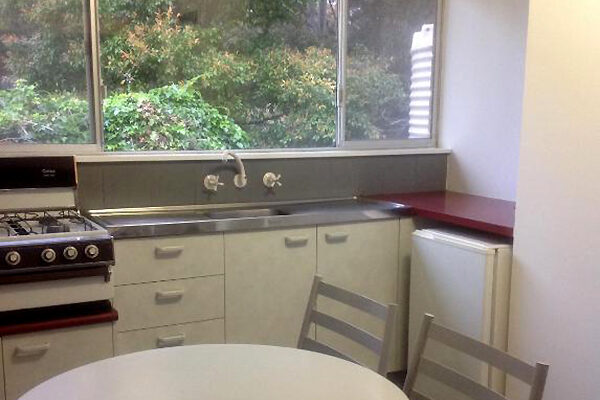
<box><xmin>437</xmin><ymin>0</ymin><xmax>529</xmax><ymax>201</ymax></box>
<box><xmin>508</xmin><ymin>1</ymin><xmax>600</xmax><ymax>399</ymax></box>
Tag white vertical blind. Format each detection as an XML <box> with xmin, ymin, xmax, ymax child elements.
<box><xmin>409</xmin><ymin>24</ymin><xmax>435</xmax><ymax>138</ymax></box>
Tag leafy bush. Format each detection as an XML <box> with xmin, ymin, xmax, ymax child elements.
<box><xmin>245</xmin><ymin>46</ymin><xmax>336</xmax><ymax>147</ymax></box>
<box><xmin>0</xmin><ymin>80</ymin><xmax>90</xmax><ymax>143</ymax></box>
<box><xmin>102</xmin><ymin>9</ymin><xmax>337</xmax><ymax>148</ymax></box>
<box><xmin>347</xmin><ymin>53</ymin><xmax>408</xmax><ymax>140</ymax></box>
<box><xmin>103</xmin><ymin>81</ymin><xmax>250</xmax><ymax>151</ymax></box>
<box><xmin>102</xmin><ymin>7</ymin><xmax>213</xmax><ymax>91</ymax></box>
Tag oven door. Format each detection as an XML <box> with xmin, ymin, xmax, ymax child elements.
<box><xmin>0</xmin><ymin>266</ymin><xmax>113</xmax><ymax>312</ymax></box>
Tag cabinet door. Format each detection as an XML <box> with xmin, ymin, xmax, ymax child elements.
<box><xmin>2</xmin><ymin>324</ymin><xmax>113</xmax><ymax>400</ymax></box>
<box><xmin>317</xmin><ymin>219</ymin><xmax>401</xmax><ymax>372</ymax></box>
<box><xmin>0</xmin><ymin>337</ymin><xmax>5</xmax><ymax>400</ymax></box>
<box><xmin>225</xmin><ymin>227</ymin><xmax>316</xmax><ymax>347</ymax></box>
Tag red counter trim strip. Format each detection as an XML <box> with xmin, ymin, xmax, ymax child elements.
<box><xmin>0</xmin><ymin>309</ymin><xmax>118</xmax><ymax>336</ymax></box>
<box><xmin>0</xmin><ymin>301</ymin><xmax>118</xmax><ymax>336</ymax></box>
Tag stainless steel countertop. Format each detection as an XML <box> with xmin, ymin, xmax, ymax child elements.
<box><xmin>86</xmin><ymin>197</ymin><xmax>412</xmax><ymax>239</ymax></box>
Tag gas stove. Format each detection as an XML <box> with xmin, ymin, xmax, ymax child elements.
<box><xmin>0</xmin><ymin>156</ymin><xmax>115</xmax><ymax>312</ymax></box>
<box><xmin>0</xmin><ymin>209</ymin><xmax>114</xmax><ymax>280</ymax></box>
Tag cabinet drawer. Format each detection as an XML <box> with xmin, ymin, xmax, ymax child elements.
<box><xmin>114</xmin><ymin>275</ymin><xmax>224</xmax><ymax>332</ymax></box>
<box><xmin>2</xmin><ymin>324</ymin><xmax>113</xmax><ymax>400</ymax></box>
<box><xmin>114</xmin><ymin>234</ymin><xmax>224</xmax><ymax>285</ymax></box>
<box><xmin>114</xmin><ymin>319</ymin><xmax>224</xmax><ymax>355</ymax></box>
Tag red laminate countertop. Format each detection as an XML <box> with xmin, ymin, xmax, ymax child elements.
<box><xmin>369</xmin><ymin>191</ymin><xmax>516</xmax><ymax>238</ymax></box>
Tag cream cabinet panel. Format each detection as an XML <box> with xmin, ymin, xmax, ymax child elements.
<box><xmin>316</xmin><ymin>219</ymin><xmax>402</xmax><ymax>372</ymax></box>
<box><xmin>225</xmin><ymin>227</ymin><xmax>316</xmax><ymax>347</ymax></box>
<box><xmin>114</xmin><ymin>275</ymin><xmax>224</xmax><ymax>332</ymax></box>
<box><xmin>0</xmin><ymin>337</ymin><xmax>4</xmax><ymax>400</ymax></box>
<box><xmin>397</xmin><ymin>217</ymin><xmax>415</xmax><ymax>370</ymax></box>
<box><xmin>2</xmin><ymin>324</ymin><xmax>113</xmax><ymax>400</ymax></box>
<box><xmin>115</xmin><ymin>319</ymin><xmax>224</xmax><ymax>355</ymax></box>
<box><xmin>114</xmin><ymin>234</ymin><xmax>224</xmax><ymax>285</ymax></box>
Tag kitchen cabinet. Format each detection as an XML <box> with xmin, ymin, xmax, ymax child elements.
<box><xmin>225</xmin><ymin>227</ymin><xmax>317</xmax><ymax>347</ymax></box>
<box><xmin>2</xmin><ymin>324</ymin><xmax>113</xmax><ymax>400</ymax></box>
<box><xmin>114</xmin><ymin>319</ymin><xmax>224</xmax><ymax>355</ymax></box>
<box><xmin>0</xmin><ymin>338</ymin><xmax>4</xmax><ymax>400</ymax></box>
<box><xmin>112</xmin><ymin>233</ymin><xmax>226</xmax><ymax>352</ymax></box>
<box><xmin>316</xmin><ymin>219</ymin><xmax>404</xmax><ymax>372</ymax></box>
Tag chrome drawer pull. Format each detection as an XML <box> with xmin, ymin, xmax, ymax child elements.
<box><xmin>285</xmin><ymin>236</ymin><xmax>309</xmax><ymax>248</ymax></box>
<box><xmin>155</xmin><ymin>246</ymin><xmax>184</xmax><ymax>259</ymax></box>
<box><xmin>156</xmin><ymin>334</ymin><xmax>186</xmax><ymax>348</ymax></box>
<box><xmin>325</xmin><ymin>232</ymin><xmax>349</xmax><ymax>243</ymax></box>
<box><xmin>155</xmin><ymin>289</ymin><xmax>185</xmax><ymax>302</ymax></box>
<box><xmin>15</xmin><ymin>343</ymin><xmax>50</xmax><ymax>358</ymax></box>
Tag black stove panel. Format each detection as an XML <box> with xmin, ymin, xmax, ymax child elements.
<box><xmin>0</xmin><ymin>235</ymin><xmax>114</xmax><ymax>273</ymax></box>
<box><xmin>0</xmin><ymin>157</ymin><xmax>77</xmax><ymax>189</ymax></box>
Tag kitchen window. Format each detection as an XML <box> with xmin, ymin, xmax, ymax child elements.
<box><xmin>0</xmin><ymin>0</ymin><xmax>440</xmax><ymax>153</ymax></box>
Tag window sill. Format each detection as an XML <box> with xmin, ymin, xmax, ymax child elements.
<box><xmin>75</xmin><ymin>148</ymin><xmax>451</xmax><ymax>163</ymax></box>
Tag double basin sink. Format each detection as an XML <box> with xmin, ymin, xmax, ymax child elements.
<box><xmin>88</xmin><ymin>198</ymin><xmax>411</xmax><ymax>239</ymax></box>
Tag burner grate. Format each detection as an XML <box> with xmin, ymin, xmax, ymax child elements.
<box><xmin>0</xmin><ymin>210</ymin><xmax>95</xmax><ymax>237</ymax></box>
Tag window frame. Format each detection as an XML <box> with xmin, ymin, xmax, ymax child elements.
<box><xmin>337</xmin><ymin>0</ymin><xmax>443</xmax><ymax>150</ymax></box>
<box><xmin>1</xmin><ymin>0</ymin><xmax>443</xmax><ymax>156</ymax></box>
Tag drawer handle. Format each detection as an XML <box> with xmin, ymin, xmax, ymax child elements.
<box><xmin>285</xmin><ymin>236</ymin><xmax>309</xmax><ymax>248</ymax></box>
<box><xmin>157</xmin><ymin>334</ymin><xmax>186</xmax><ymax>348</ymax></box>
<box><xmin>325</xmin><ymin>232</ymin><xmax>349</xmax><ymax>243</ymax></box>
<box><xmin>155</xmin><ymin>246</ymin><xmax>184</xmax><ymax>259</ymax></box>
<box><xmin>155</xmin><ymin>289</ymin><xmax>185</xmax><ymax>302</ymax></box>
<box><xmin>15</xmin><ymin>343</ymin><xmax>50</xmax><ymax>358</ymax></box>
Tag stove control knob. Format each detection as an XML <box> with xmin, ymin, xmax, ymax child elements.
<box><xmin>41</xmin><ymin>248</ymin><xmax>56</xmax><ymax>263</ymax></box>
<box><xmin>85</xmin><ymin>245</ymin><xmax>99</xmax><ymax>259</ymax></box>
<box><xmin>5</xmin><ymin>251</ymin><xmax>21</xmax><ymax>266</ymax></box>
<box><xmin>63</xmin><ymin>246</ymin><xmax>78</xmax><ymax>260</ymax></box>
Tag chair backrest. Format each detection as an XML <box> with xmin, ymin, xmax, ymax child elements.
<box><xmin>404</xmin><ymin>314</ymin><xmax>549</xmax><ymax>400</ymax></box>
<box><xmin>297</xmin><ymin>275</ymin><xmax>398</xmax><ymax>375</ymax></box>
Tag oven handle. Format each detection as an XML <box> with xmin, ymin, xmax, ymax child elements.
<box><xmin>0</xmin><ymin>264</ymin><xmax>111</xmax><ymax>286</ymax></box>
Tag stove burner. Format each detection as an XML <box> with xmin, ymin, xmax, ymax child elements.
<box><xmin>0</xmin><ymin>209</ymin><xmax>94</xmax><ymax>237</ymax></box>
<box><xmin>39</xmin><ymin>216</ymin><xmax>70</xmax><ymax>234</ymax></box>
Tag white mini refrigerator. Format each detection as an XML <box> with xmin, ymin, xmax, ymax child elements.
<box><xmin>408</xmin><ymin>228</ymin><xmax>512</xmax><ymax>400</ymax></box>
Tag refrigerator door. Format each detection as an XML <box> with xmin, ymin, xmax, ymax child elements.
<box><xmin>408</xmin><ymin>229</ymin><xmax>511</xmax><ymax>400</ymax></box>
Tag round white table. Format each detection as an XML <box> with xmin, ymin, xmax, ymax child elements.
<box><xmin>20</xmin><ymin>344</ymin><xmax>408</xmax><ymax>400</ymax></box>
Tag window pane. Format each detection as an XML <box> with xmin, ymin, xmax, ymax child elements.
<box><xmin>100</xmin><ymin>0</ymin><xmax>338</xmax><ymax>152</ymax></box>
<box><xmin>346</xmin><ymin>0</ymin><xmax>437</xmax><ymax>142</ymax></box>
<box><xmin>0</xmin><ymin>0</ymin><xmax>94</xmax><ymax>144</ymax></box>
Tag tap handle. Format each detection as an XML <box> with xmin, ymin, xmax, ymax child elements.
<box><xmin>204</xmin><ymin>175</ymin><xmax>224</xmax><ymax>192</ymax></box>
<box><xmin>263</xmin><ymin>172</ymin><xmax>282</xmax><ymax>188</ymax></box>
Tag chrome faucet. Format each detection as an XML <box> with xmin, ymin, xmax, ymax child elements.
<box><xmin>222</xmin><ymin>150</ymin><xmax>248</xmax><ymax>189</ymax></box>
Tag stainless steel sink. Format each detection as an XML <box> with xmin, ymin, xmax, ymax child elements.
<box><xmin>206</xmin><ymin>208</ymin><xmax>288</xmax><ymax>219</ymax></box>
<box><xmin>87</xmin><ymin>197</ymin><xmax>412</xmax><ymax>238</ymax></box>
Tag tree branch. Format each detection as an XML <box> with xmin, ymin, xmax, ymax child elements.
<box><xmin>242</xmin><ymin>113</ymin><xmax>286</xmax><ymax>125</ymax></box>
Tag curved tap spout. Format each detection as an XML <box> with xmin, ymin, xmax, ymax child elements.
<box><xmin>222</xmin><ymin>151</ymin><xmax>248</xmax><ymax>188</ymax></box>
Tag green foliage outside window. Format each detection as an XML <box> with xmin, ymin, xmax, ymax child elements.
<box><xmin>0</xmin><ymin>0</ymin><xmax>435</xmax><ymax>149</ymax></box>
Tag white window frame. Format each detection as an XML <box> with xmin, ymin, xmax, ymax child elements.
<box><xmin>0</xmin><ymin>0</ymin><xmax>443</xmax><ymax>157</ymax></box>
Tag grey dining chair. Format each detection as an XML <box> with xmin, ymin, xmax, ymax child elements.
<box><xmin>297</xmin><ymin>275</ymin><xmax>398</xmax><ymax>376</ymax></box>
<box><xmin>404</xmin><ymin>313</ymin><xmax>549</xmax><ymax>400</ymax></box>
